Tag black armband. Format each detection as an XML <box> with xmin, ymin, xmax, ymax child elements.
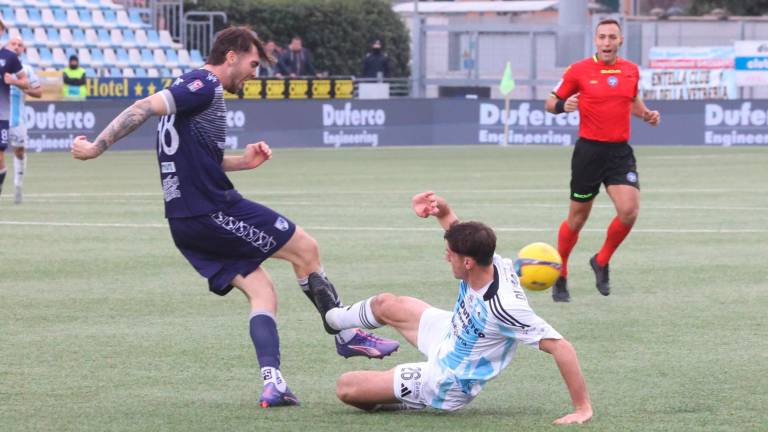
<box><xmin>554</xmin><ymin>99</ymin><xmax>566</xmax><ymax>114</ymax></box>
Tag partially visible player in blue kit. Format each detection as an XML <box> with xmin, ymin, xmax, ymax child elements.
<box><xmin>71</xmin><ymin>26</ymin><xmax>398</xmax><ymax>408</ymax></box>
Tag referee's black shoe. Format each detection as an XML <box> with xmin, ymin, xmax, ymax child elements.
<box><xmin>590</xmin><ymin>255</ymin><xmax>611</xmax><ymax>296</ymax></box>
<box><xmin>552</xmin><ymin>276</ymin><xmax>570</xmax><ymax>302</ymax></box>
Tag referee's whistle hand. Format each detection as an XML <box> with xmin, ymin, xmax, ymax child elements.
<box><xmin>564</xmin><ymin>93</ymin><xmax>579</xmax><ymax>112</ymax></box>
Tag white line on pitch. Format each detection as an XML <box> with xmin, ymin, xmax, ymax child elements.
<box><xmin>0</xmin><ymin>220</ymin><xmax>766</xmax><ymax>234</ymax></box>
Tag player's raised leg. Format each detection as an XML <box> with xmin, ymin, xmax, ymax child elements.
<box><xmin>591</xmin><ymin>184</ymin><xmax>639</xmax><ymax>295</ymax></box>
<box><xmin>325</xmin><ymin>293</ymin><xmax>431</xmax><ymax>349</ymax></box>
<box><xmin>271</xmin><ymin>226</ymin><xmax>400</xmax><ymax>358</ymax></box>
<box><xmin>232</xmin><ymin>269</ymin><xmax>299</xmax><ymax>408</ymax></box>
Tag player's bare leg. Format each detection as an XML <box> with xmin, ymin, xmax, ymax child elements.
<box><xmin>233</xmin><ymin>269</ymin><xmax>299</xmax><ymax>407</ymax></box>
<box><xmin>12</xmin><ymin>146</ymin><xmax>25</xmax><ymax>204</ymax></box>
<box><xmin>336</xmin><ymin>369</ymin><xmax>399</xmax><ymax>411</ymax></box>
<box><xmin>272</xmin><ymin>226</ymin><xmax>400</xmax><ymax>358</ymax></box>
<box><xmin>0</xmin><ymin>153</ymin><xmax>6</xmax><ymax>198</ymax></box>
<box><xmin>554</xmin><ymin>200</ymin><xmax>594</xmax><ymax>302</ymax></box>
<box><xmin>591</xmin><ymin>185</ymin><xmax>639</xmax><ymax>295</ymax></box>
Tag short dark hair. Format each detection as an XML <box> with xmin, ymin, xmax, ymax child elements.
<box><xmin>596</xmin><ymin>18</ymin><xmax>622</xmax><ymax>33</ymax></box>
<box><xmin>444</xmin><ymin>221</ymin><xmax>496</xmax><ymax>266</ymax></box>
<box><xmin>208</xmin><ymin>26</ymin><xmax>273</xmax><ymax>66</ymax></box>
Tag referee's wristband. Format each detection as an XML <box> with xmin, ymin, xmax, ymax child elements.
<box><xmin>554</xmin><ymin>99</ymin><xmax>566</xmax><ymax>114</ymax></box>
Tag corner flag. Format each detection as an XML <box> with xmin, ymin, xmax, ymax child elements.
<box><xmin>499</xmin><ymin>62</ymin><xmax>515</xmax><ymax>96</ymax></box>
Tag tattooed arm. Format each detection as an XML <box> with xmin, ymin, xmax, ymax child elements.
<box><xmin>71</xmin><ymin>92</ymin><xmax>168</xmax><ymax>160</ymax></box>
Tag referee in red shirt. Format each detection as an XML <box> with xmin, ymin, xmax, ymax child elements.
<box><xmin>545</xmin><ymin>19</ymin><xmax>660</xmax><ymax>302</ymax></box>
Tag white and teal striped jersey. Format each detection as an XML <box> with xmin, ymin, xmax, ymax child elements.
<box><xmin>430</xmin><ymin>254</ymin><xmax>562</xmax><ymax>406</ymax></box>
<box><xmin>10</xmin><ymin>63</ymin><xmax>41</xmax><ymax>128</ymax></box>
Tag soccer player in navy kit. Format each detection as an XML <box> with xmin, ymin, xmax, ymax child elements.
<box><xmin>0</xmin><ymin>20</ymin><xmax>30</xmax><ymax>199</ymax></box>
<box><xmin>545</xmin><ymin>19</ymin><xmax>660</xmax><ymax>302</ymax></box>
<box><xmin>71</xmin><ymin>27</ymin><xmax>398</xmax><ymax>407</ymax></box>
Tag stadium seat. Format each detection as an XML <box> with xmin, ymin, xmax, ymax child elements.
<box><xmin>53</xmin><ymin>7</ymin><xmax>68</xmax><ymax>26</ymax></box>
<box><xmin>103</xmin><ymin>47</ymin><xmax>117</xmax><ymax>66</ymax></box>
<box><xmin>101</xmin><ymin>0</ymin><xmax>121</xmax><ymax>10</ymax></box>
<box><xmin>116</xmin><ymin>9</ymin><xmax>131</xmax><ymax>29</ymax></box>
<box><xmin>26</xmin><ymin>7</ymin><xmax>43</xmax><ymax>27</ymax></box>
<box><xmin>103</xmin><ymin>9</ymin><xmax>121</xmax><ymax>29</ymax></box>
<box><xmin>190</xmin><ymin>50</ymin><xmax>203</xmax><ymax>66</ymax></box>
<box><xmin>146</xmin><ymin>30</ymin><xmax>161</xmax><ymax>49</ymax></box>
<box><xmin>32</xmin><ymin>27</ymin><xmax>49</xmax><ymax>48</ymax></box>
<box><xmin>60</xmin><ymin>28</ymin><xmax>82</xmax><ymax>49</ymax></box>
<box><xmin>66</xmin><ymin>8</ymin><xmax>81</xmax><ymax>27</ymax></box>
<box><xmin>41</xmin><ymin>8</ymin><xmax>62</xmax><ymax>28</ymax></box>
<box><xmin>128</xmin><ymin>48</ymin><xmax>142</xmax><ymax>66</ymax></box>
<box><xmin>122</xmin><ymin>67</ymin><xmax>135</xmax><ymax>77</ymax></box>
<box><xmin>177</xmin><ymin>49</ymin><xmax>191</xmax><ymax>68</ymax></box>
<box><xmin>14</xmin><ymin>8</ymin><xmax>30</xmax><ymax>27</ymax></box>
<box><xmin>7</xmin><ymin>27</ymin><xmax>21</xmax><ymax>42</ymax></box>
<box><xmin>52</xmin><ymin>47</ymin><xmax>67</xmax><ymax>68</ymax></box>
<box><xmin>159</xmin><ymin>30</ymin><xmax>179</xmax><ymax>48</ymax></box>
<box><xmin>164</xmin><ymin>48</ymin><xmax>180</xmax><ymax>68</ymax></box>
<box><xmin>134</xmin><ymin>67</ymin><xmax>147</xmax><ymax>78</ymax></box>
<box><xmin>134</xmin><ymin>29</ymin><xmax>148</xmax><ymax>46</ymax></box>
<box><xmin>152</xmin><ymin>48</ymin><xmax>167</xmax><ymax>66</ymax></box>
<box><xmin>121</xmin><ymin>28</ymin><xmax>136</xmax><ymax>48</ymax></box>
<box><xmin>140</xmin><ymin>48</ymin><xmax>154</xmax><ymax>68</ymax></box>
<box><xmin>147</xmin><ymin>67</ymin><xmax>159</xmax><ymax>78</ymax></box>
<box><xmin>96</xmin><ymin>28</ymin><xmax>111</xmax><ymax>48</ymax></box>
<box><xmin>46</xmin><ymin>28</ymin><xmax>62</xmax><ymax>47</ymax></box>
<box><xmin>108</xmin><ymin>67</ymin><xmax>121</xmax><ymax>77</ymax></box>
<box><xmin>37</xmin><ymin>47</ymin><xmax>54</xmax><ymax>68</ymax></box>
<box><xmin>84</xmin><ymin>67</ymin><xmax>97</xmax><ymax>77</ymax></box>
<box><xmin>89</xmin><ymin>47</ymin><xmax>104</xmax><ymax>67</ymax></box>
<box><xmin>109</xmin><ymin>28</ymin><xmax>123</xmax><ymax>46</ymax></box>
<box><xmin>73</xmin><ymin>28</ymin><xmax>90</xmax><ymax>48</ymax></box>
<box><xmin>92</xmin><ymin>8</ymin><xmax>109</xmax><ymax>29</ymax></box>
<box><xmin>128</xmin><ymin>9</ymin><xmax>147</xmax><ymax>29</ymax></box>
<box><xmin>21</xmin><ymin>27</ymin><xmax>34</xmax><ymax>46</ymax></box>
<box><xmin>78</xmin><ymin>47</ymin><xmax>93</xmax><ymax>66</ymax></box>
<box><xmin>159</xmin><ymin>68</ymin><xmax>171</xmax><ymax>78</ymax></box>
<box><xmin>171</xmin><ymin>67</ymin><xmax>183</xmax><ymax>77</ymax></box>
<box><xmin>26</xmin><ymin>47</ymin><xmax>42</xmax><ymax>66</ymax></box>
<box><xmin>0</xmin><ymin>7</ymin><xmax>16</xmax><ymax>27</ymax></box>
<box><xmin>84</xmin><ymin>28</ymin><xmax>100</xmax><ymax>48</ymax></box>
<box><xmin>115</xmin><ymin>48</ymin><xmax>130</xmax><ymax>68</ymax></box>
<box><xmin>78</xmin><ymin>8</ymin><xmax>93</xmax><ymax>27</ymax></box>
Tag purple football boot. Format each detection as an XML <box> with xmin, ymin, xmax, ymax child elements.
<box><xmin>258</xmin><ymin>382</ymin><xmax>300</xmax><ymax>408</ymax></box>
<box><xmin>336</xmin><ymin>329</ymin><xmax>400</xmax><ymax>359</ymax></box>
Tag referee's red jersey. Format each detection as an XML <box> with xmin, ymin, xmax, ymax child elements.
<box><xmin>552</xmin><ymin>55</ymin><xmax>640</xmax><ymax>143</ymax></box>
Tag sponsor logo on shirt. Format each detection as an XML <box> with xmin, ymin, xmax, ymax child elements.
<box><xmin>161</xmin><ymin>161</ymin><xmax>176</xmax><ymax>173</ymax></box>
<box><xmin>187</xmin><ymin>79</ymin><xmax>204</xmax><ymax>92</ymax></box>
<box><xmin>162</xmin><ymin>175</ymin><xmax>181</xmax><ymax>202</ymax></box>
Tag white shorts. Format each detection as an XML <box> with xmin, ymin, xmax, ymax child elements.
<box><xmin>393</xmin><ymin>307</ymin><xmax>474</xmax><ymax>411</ymax></box>
<box><xmin>9</xmin><ymin>125</ymin><xmax>27</xmax><ymax>148</ymax></box>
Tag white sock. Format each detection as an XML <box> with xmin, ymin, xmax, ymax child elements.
<box><xmin>336</xmin><ymin>328</ymin><xmax>357</xmax><ymax>344</ymax></box>
<box><xmin>326</xmin><ymin>297</ymin><xmax>381</xmax><ymax>332</ymax></box>
<box><xmin>14</xmin><ymin>155</ymin><xmax>26</xmax><ymax>187</ymax></box>
<box><xmin>261</xmin><ymin>367</ymin><xmax>287</xmax><ymax>392</ymax></box>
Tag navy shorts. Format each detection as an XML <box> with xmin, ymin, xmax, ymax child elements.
<box><xmin>168</xmin><ymin>199</ymin><xmax>297</xmax><ymax>296</ymax></box>
<box><xmin>0</xmin><ymin>120</ymin><xmax>9</xmax><ymax>151</ymax></box>
<box><xmin>570</xmin><ymin>138</ymin><xmax>640</xmax><ymax>202</ymax></box>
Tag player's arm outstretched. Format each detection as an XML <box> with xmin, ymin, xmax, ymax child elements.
<box><xmin>71</xmin><ymin>92</ymin><xmax>169</xmax><ymax>160</ymax></box>
<box><xmin>631</xmin><ymin>97</ymin><xmax>660</xmax><ymax>126</ymax></box>
<box><xmin>221</xmin><ymin>141</ymin><xmax>272</xmax><ymax>172</ymax></box>
<box><xmin>539</xmin><ymin>338</ymin><xmax>593</xmax><ymax>424</ymax></box>
<box><xmin>411</xmin><ymin>191</ymin><xmax>458</xmax><ymax>230</ymax></box>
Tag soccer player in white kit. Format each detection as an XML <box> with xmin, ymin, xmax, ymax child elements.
<box><xmin>314</xmin><ymin>191</ymin><xmax>593</xmax><ymax>425</ymax></box>
<box><xmin>7</xmin><ymin>37</ymin><xmax>42</xmax><ymax>204</ymax></box>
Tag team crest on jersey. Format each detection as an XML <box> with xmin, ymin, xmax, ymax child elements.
<box><xmin>627</xmin><ymin>172</ymin><xmax>638</xmax><ymax>183</ymax></box>
<box><xmin>187</xmin><ymin>79</ymin><xmax>204</xmax><ymax>92</ymax></box>
<box><xmin>274</xmin><ymin>217</ymin><xmax>290</xmax><ymax>232</ymax></box>
<box><xmin>172</xmin><ymin>77</ymin><xmax>184</xmax><ymax>86</ymax></box>
<box><xmin>0</xmin><ymin>59</ymin><xmax>5</xmax><ymax>67</ymax></box>
<box><xmin>607</xmin><ymin>76</ymin><xmax>619</xmax><ymax>87</ymax></box>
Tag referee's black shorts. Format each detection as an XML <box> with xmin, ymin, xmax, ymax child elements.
<box><xmin>569</xmin><ymin>137</ymin><xmax>639</xmax><ymax>202</ymax></box>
